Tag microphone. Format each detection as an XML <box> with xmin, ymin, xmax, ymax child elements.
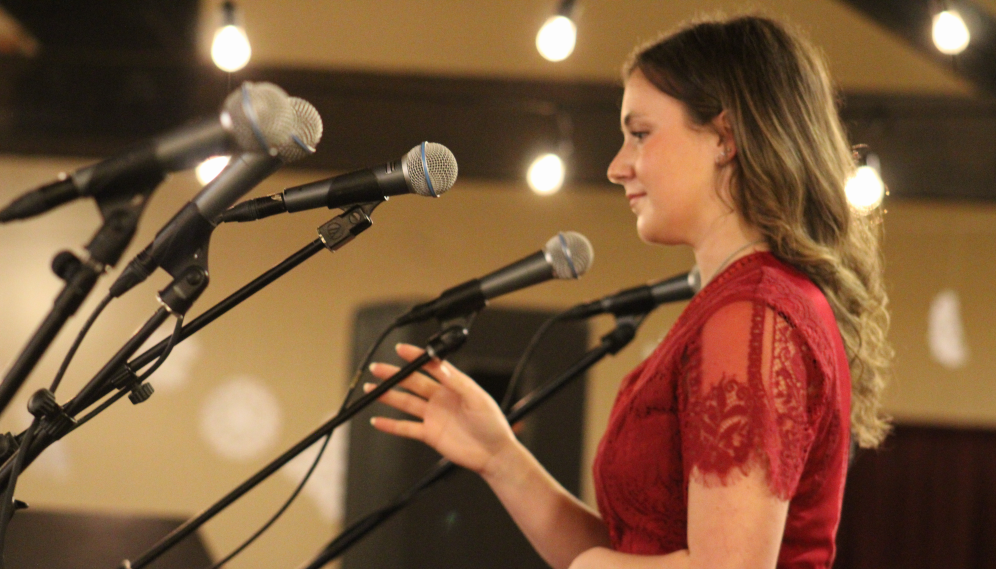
<box><xmin>0</xmin><ymin>82</ymin><xmax>297</xmax><ymax>223</ymax></box>
<box><xmin>397</xmin><ymin>232</ymin><xmax>594</xmax><ymax>325</ymax></box>
<box><xmin>562</xmin><ymin>269</ymin><xmax>701</xmax><ymax>320</ymax></box>
<box><xmin>107</xmin><ymin>97</ymin><xmax>323</xmax><ymax>298</ymax></box>
<box><xmin>216</xmin><ymin>142</ymin><xmax>458</xmax><ymax>222</ymax></box>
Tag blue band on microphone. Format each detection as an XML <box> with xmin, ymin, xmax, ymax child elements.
<box><xmin>242</xmin><ymin>84</ymin><xmax>272</xmax><ymax>154</ymax></box>
<box><xmin>421</xmin><ymin>141</ymin><xmax>438</xmax><ymax>197</ymax></box>
<box><xmin>290</xmin><ymin>133</ymin><xmax>314</xmax><ymax>154</ymax></box>
<box><xmin>558</xmin><ymin>232</ymin><xmax>579</xmax><ymax>278</ymax></box>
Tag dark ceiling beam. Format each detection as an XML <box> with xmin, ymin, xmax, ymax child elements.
<box><xmin>842</xmin><ymin>92</ymin><xmax>996</xmax><ymax>201</ymax></box>
<box><xmin>836</xmin><ymin>0</ymin><xmax>996</xmax><ymax>96</ymax></box>
<box><xmin>0</xmin><ymin>57</ymin><xmax>993</xmax><ymax>201</ymax></box>
<box><xmin>0</xmin><ymin>0</ymin><xmax>199</xmax><ymax>54</ymax></box>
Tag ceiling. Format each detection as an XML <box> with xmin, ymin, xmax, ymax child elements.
<box><xmin>0</xmin><ymin>0</ymin><xmax>987</xmax><ymax>93</ymax></box>
<box><xmin>190</xmin><ymin>0</ymin><xmax>979</xmax><ymax>93</ymax></box>
<box><xmin>0</xmin><ymin>0</ymin><xmax>995</xmax><ymax>199</ymax></box>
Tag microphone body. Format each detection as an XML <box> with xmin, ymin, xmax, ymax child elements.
<box><xmin>284</xmin><ymin>161</ymin><xmax>409</xmax><ymax>212</ymax></box>
<box><xmin>563</xmin><ymin>270</ymin><xmax>700</xmax><ymax>320</ymax></box>
<box><xmin>0</xmin><ymin>82</ymin><xmax>296</xmax><ymax>223</ymax></box>
<box><xmin>108</xmin><ymin>97</ymin><xmax>323</xmax><ymax>298</ymax></box>
<box><xmin>152</xmin><ymin>153</ymin><xmax>285</xmax><ymax>270</ymax></box>
<box><xmin>398</xmin><ymin>232</ymin><xmax>594</xmax><ymax>325</ymax></box>
<box><xmin>218</xmin><ymin>142</ymin><xmax>458</xmax><ymax>222</ymax></box>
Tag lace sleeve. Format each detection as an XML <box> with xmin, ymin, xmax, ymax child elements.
<box><xmin>680</xmin><ymin>300</ymin><xmax>818</xmax><ymax>500</ymax></box>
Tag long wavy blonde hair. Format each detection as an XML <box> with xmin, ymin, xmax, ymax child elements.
<box><xmin>628</xmin><ymin>15</ymin><xmax>892</xmax><ymax>447</ymax></box>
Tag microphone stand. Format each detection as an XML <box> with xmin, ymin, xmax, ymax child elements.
<box><xmin>0</xmin><ymin>201</ymin><xmax>385</xmax><ymax>491</ymax></box>
<box><xmin>0</xmin><ymin>173</ymin><xmax>165</xmax><ymax>419</ymax></box>
<box><xmin>0</xmin><ymin>250</ymin><xmax>203</xmax><ymax>568</ymax></box>
<box><xmin>119</xmin><ymin>318</ymin><xmax>475</xmax><ymax>569</ymax></box>
<box><xmin>297</xmin><ymin>312</ymin><xmax>646</xmax><ymax>569</ymax></box>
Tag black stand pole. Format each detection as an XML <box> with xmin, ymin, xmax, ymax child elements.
<box><xmin>0</xmin><ymin>175</ymin><xmax>164</xmax><ymax>418</ymax></box>
<box><xmin>0</xmin><ymin>202</ymin><xmax>382</xmax><ymax>491</ymax></box>
<box><xmin>0</xmin><ymin>264</ymin><xmax>102</xmax><ymax>414</ymax></box>
<box><xmin>297</xmin><ymin>314</ymin><xmax>644</xmax><ymax>569</ymax></box>
<box><xmin>121</xmin><ymin>322</ymin><xmax>472</xmax><ymax>569</ymax></box>
<box><xmin>0</xmin><ymin>266</ymin><xmax>207</xmax><ymax>566</ymax></box>
<box><xmin>71</xmin><ymin>200</ymin><xmax>381</xmax><ymax>412</ymax></box>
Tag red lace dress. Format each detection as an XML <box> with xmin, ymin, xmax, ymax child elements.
<box><xmin>592</xmin><ymin>252</ymin><xmax>851</xmax><ymax>568</ymax></box>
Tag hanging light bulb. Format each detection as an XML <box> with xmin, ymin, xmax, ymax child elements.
<box><xmin>196</xmin><ymin>156</ymin><xmax>231</xmax><ymax>186</ymax></box>
<box><xmin>932</xmin><ymin>10</ymin><xmax>970</xmax><ymax>55</ymax></box>
<box><xmin>845</xmin><ymin>152</ymin><xmax>885</xmax><ymax>213</ymax></box>
<box><xmin>212</xmin><ymin>1</ymin><xmax>251</xmax><ymax>72</ymax></box>
<box><xmin>527</xmin><ymin>153</ymin><xmax>566</xmax><ymax>195</ymax></box>
<box><xmin>536</xmin><ymin>0</ymin><xmax>577</xmax><ymax>62</ymax></box>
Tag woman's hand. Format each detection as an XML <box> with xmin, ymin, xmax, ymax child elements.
<box><xmin>366</xmin><ymin>343</ymin><xmax>518</xmax><ymax>477</ymax></box>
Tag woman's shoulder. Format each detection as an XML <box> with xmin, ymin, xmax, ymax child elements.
<box><xmin>683</xmin><ymin>253</ymin><xmax>844</xmax><ymax>363</ymax></box>
<box><xmin>692</xmin><ymin>252</ymin><xmax>831</xmax><ymax>325</ymax></box>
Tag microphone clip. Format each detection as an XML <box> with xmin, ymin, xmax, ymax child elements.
<box><xmin>27</xmin><ymin>389</ymin><xmax>77</xmax><ymax>442</ymax></box>
<box><xmin>425</xmin><ymin>321</ymin><xmax>472</xmax><ymax>361</ymax></box>
<box><xmin>87</xmin><ymin>171</ymin><xmax>165</xmax><ymax>268</ymax></box>
<box><xmin>317</xmin><ymin>200</ymin><xmax>382</xmax><ymax>253</ymax></box>
<box><xmin>602</xmin><ymin>313</ymin><xmax>646</xmax><ymax>355</ymax></box>
<box><xmin>157</xmin><ymin>265</ymin><xmax>210</xmax><ymax>316</ymax></box>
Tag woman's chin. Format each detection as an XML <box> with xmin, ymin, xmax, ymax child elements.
<box><xmin>636</xmin><ymin>224</ymin><xmax>685</xmax><ymax>247</ymax></box>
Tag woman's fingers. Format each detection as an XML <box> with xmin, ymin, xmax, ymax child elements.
<box><xmin>394</xmin><ymin>343</ymin><xmax>451</xmax><ymax>381</ymax></box>
<box><xmin>363</xmin><ymin>382</ymin><xmax>427</xmax><ymax>418</ymax></box>
<box><xmin>394</xmin><ymin>343</ymin><xmax>478</xmax><ymax>396</ymax></box>
<box><xmin>368</xmin><ymin>362</ymin><xmax>440</xmax><ymax>399</ymax></box>
<box><xmin>368</xmin><ymin>416</ymin><xmax>425</xmax><ymax>442</ymax></box>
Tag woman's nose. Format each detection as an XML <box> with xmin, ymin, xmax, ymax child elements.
<box><xmin>607</xmin><ymin>146</ymin><xmax>633</xmax><ymax>185</ymax></box>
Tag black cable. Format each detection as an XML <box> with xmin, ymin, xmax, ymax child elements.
<box><xmin>136</xmin><ymin>314</ymin><xmax>184</xmax><ymax>382</ymax></box>
<box><xmin>68</xmin><ymin>314</ymin><xmax>184</xmax><ymax>433</ymax></box>
<box><xmin>0</xmin><ymin>418</ymin><xmax>38</xmax><ymax>569</ymax></box>
<box><xmin>339</xmin><ymin>316</ymin><xmax>403</xmax><ymax>413</ymax></box>
<box><xmin>49</xmin><ymin>293</ymin><xmax>113</xmax><ymax>394</ymax></box>
<box><xmin>205</xmin><ymin>316</ymin><xmax>403</xmax><ymax>568</ymax></box>
<box><xmin>499</xmin><ymin>312</ymin><xmax>565</xmax><ymax>412</ymax></box>
<box><xmin>205</xmin><ymin>433</ymin><xmax>331</xmax><ymax>569</ymax></box>
<box><xmin>69</xmin><ymin>390</ymin><xmax>129</xmax><ymax>433</ymax></box>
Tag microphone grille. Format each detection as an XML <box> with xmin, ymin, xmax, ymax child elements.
<box><xmin>223</xmin><ymin>82</ymin><xmax>296</xmax><ymax>154</ymax></box>
<box><xmin>404</xmin><ymin>142</ymin><xmax>458</xmax><ymax>197</ymax></box>
<box><xmin>275</xmin><ymin>97</ymin><xmax>323</xmax><ymax>163</ymax></box>
<box><xmin>545</xmin><ymin>231</ymin><xmax>594</xmax><ymax>279</ymax></box>
<box><xmin>687</xmin><ymin>266</ymin><xmax>702</xmax><ymax>293</ymax></box>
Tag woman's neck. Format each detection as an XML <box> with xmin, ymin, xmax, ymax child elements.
<box><xmin>693</xmin><ymin>217</ymin><xmax>768</xmax><ymax>286</ymax></box>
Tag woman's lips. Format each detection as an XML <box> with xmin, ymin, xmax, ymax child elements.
<box><xmin>627</xmin><ymin>193</ymin><xmax>646</xmax><ymax>207</ymax></box>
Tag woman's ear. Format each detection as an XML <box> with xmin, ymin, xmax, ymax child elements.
<box><xmin>712</xmin><ymin>110</ymin><xmax>737</xmax><ymax>166</ymax></box>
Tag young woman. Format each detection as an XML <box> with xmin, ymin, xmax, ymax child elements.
<box><xmin>365</xmin><ymin>15</ymin><xmax>891</xmax><ymax>569</ymax></box>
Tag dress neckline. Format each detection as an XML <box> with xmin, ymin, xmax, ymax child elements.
<box><xmin>695</xmin><ymin>250</ymin><xmax>772</xmax><ymax>299</ymax></box>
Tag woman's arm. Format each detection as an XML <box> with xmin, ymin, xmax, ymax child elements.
<box><xmin>367</xmin><ymin>343</ymin><xmax>611</xmax><ymax>569</ymax></box>
<box><xmin>570</xmin><ymin>466</ymin><xmax>788</xmax><ymax>569</ymax></box>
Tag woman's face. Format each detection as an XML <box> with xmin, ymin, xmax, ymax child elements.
<box><xmin>607</xmin><ymin>70</ymin><xmax>728</xmax><ymax>246</ymax></box>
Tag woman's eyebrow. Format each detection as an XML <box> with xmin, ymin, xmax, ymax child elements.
<box><xmin>622</xmin><ymin>112</ymin><xmax>643</xmax><ymax>129</ymax></box>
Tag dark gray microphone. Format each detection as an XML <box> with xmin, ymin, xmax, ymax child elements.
<box><xmin>397</xmin><ymin>232</ymin><xmax>594</xmax><ymax>325</ymax></box>
<box><xmin>562</xmin><ymin>269</ymin><xmax>700</xmax><ymax>319</ymax></box>
<box><xmin>217</xmin><ymin>142</ymin><xmax>458</xmax><ymax>222</ymax></box>
<box><xmin>107</xmin><ymin>97</ymin><xmax>323</xmax><ymax>298</ymax></box>
<box><xmin>0</xmin><ymin>82</ymin><xmax>297</xmax><ymax>223</ymax></box>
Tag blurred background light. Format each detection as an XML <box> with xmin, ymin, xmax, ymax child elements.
<box><xmin>536</xmin><ymin>15</ymin><xmax>577</xmax><ymax>62</ymax></box>
<box><xmin>933</xmin><ymin>10</ymin><xmax>970</xmax><ymax>55</ymax></box>
<box><xmin>527</xmin><ymin>153</ymin><xmax>565</xmax><ymax>195</ymax></box>
<box><xmin>195</xmin><ymin>155</ymin><xmax>230</xmax><ymax>185</ymax></box>
<box><xmin>845</xmin><ymin>163</ymin><xmax>885</xmax><ymax>213</ymax></box>
<box><xmin>211</xmin><ymin>1</ymin><xmax>251</xmax><ymax>72</ymax></box>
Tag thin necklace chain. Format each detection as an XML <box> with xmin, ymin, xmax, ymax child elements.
<box><xmin>707</xmin><ymin>239</ymin><xmax>766</xmax><ymax>284</ymax></box>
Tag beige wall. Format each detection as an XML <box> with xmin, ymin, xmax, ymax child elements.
<box><xmin>0</xmin><ymin>154</ymin><xmax>993</xmax><ymax>567</ymax></box>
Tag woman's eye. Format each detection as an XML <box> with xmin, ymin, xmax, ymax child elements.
<box><xmin>630</xmin><ymin>131</ymin><xmax>648</xmax><ymax>141</ymax></box>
